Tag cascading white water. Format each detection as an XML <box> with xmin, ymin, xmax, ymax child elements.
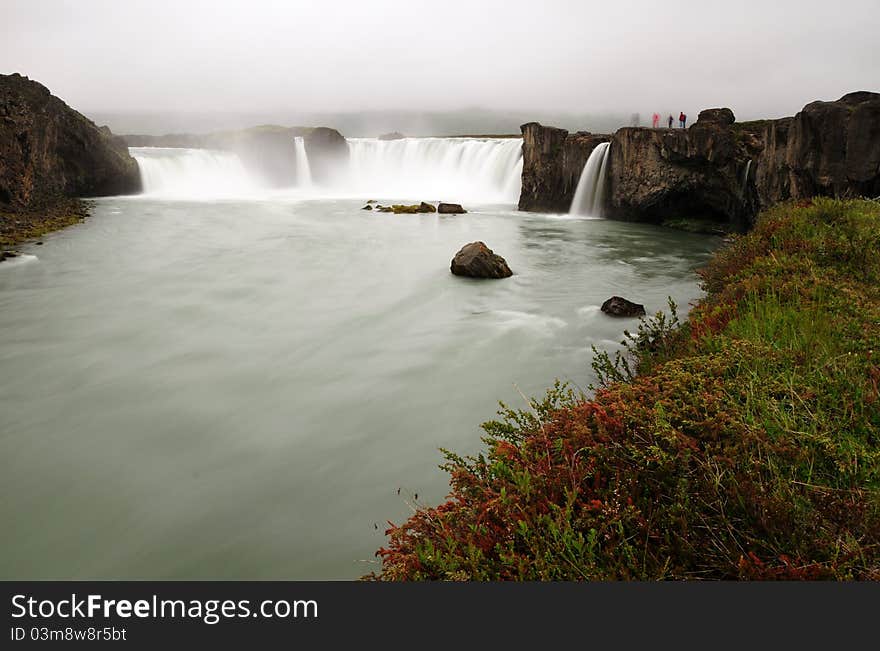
<box><xmin>294</xmin><ymin>137</ymin><xmax>313</xmax><ymax>188</ymax></box>
<box><xmin>569</xmin><ymin>142</ymin><xmax>611</xmax><ymax>217</ymax></box>
<box><xmin>130</xmin><ymin>138</ymin><xmax>523</xmax><ymax>203</ymax></box>
<box><xmin>131</xmin><ymin>147</ymin><xmax>263</xmax><ymax>199</ymax></box>
<box><xmin>741</xmin><ymin>159</ymin><xmax>752</xmax><ymax>199</ymax></box>
<box><xmin>343</xmin><ymin>137</ymin><xmax>523</xmax><ymax>203</ymax></box>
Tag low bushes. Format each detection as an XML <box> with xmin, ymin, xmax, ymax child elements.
<box><xmin>372</xmin><ymin>198</ymin><xmax>880</xmax><ymax>580</ymax></box>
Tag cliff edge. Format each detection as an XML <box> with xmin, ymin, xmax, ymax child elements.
<box><xmin>0</xmin><ymin>73</ymin><xmax>141</xmax><ymax>211</ymax></box>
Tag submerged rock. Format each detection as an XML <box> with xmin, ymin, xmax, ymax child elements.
<box><xmin>450</xmin><ymin>242</ymin><xmax>512</xmax><ymax>279</ymax></box>
<box><xmin>438</xmin><ymin>202</ymin><xmax>466</xmax><ymax>214</ymax></box>
<box><xmin>601</xmin><ymin>296</ymin><xmax>646</xmax><ymax>317</ymax></box>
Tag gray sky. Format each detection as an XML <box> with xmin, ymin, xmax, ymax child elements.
<box><xmin>3</xmin><ymin>0</ymin><xmax>878</xmax><ymax>121</ymax></box>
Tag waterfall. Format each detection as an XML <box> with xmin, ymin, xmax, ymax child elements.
<box><xmin>569</xmin><ymin>142</ymin><xmax>610</xmax><ymax>217</ymax></box>
<box><xmin>130</xmin><ymin>137</ymin><xmax>523</xmax><ymax>203</ymax></box>
<box><xmin>294</xmin><ymin>137</ymin><xmax>313</xmax><ymax>188</ymax></box>
<box><xmin>131</xmin><ymin>147</ymin><xmax>262</xmax><ymax>199</ymax></box>
<box><xmin>740</xmin><ymin>159</ymin><xmax>752</xmax><ymax>199</ymax></box>
<box><xmin>343</xmin><ymin>137</ymin><xmax>522</xmax><ymax>203</ymax></box>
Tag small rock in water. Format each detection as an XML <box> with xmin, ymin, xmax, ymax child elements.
<box><xmin>451</xmin><ymin>241</ymin><xmax>513</xmax><ymax>279</ymax></box>
<box><xmin>36</xmin><ymin>241</ymin><xmax>43</xmax><ymax>245</ymax></box>
<box><xmin>366</xmin><ymin>199</ymin><xmax>377</xmax><ymax>204</ymax></box>
<box><xmin>361</xmin><ymin>204</ymin><xmax>373</xmax><ymax>210</ymax></box>
<box><xmin>438</xmin><ymin>202</ymin><xmax>466</xmax><ymax>214</ymax></box>
<box><xmin>418</xmin><ymin>201</ymin><xmax>436</xmax><ymax>213</ymax></box>
<box><xmin>601</xmin><ymin>296</ymin><xmax>646</xmax><ymax>317</ymax></box>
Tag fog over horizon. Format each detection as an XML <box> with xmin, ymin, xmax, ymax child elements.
<box><xmin>3</xmin><ymin>0</ymin><xmax>878</xmax><ymax>135</ymax></box>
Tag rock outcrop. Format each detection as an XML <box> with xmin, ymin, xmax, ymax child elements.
<box><xmin>0</xmin><ymin>73</ymin><xmax>141</xmax><ymax>210</ymax></box>
<box><xmin>438</xmin><ymin>202</ymin><xmax>466</xmax><ymax>214</ymax></box>
<box><xmin>605</xmin><ymin>108</ymin><xmax>759</xmax><ymax>230</ymax></box>
<box><xmin>304</xmin><ymin>127</ymin><xmax>349</xmax><ymax>184</ymax></box>
<box><xmin>450</xmin><ymin>242</ymin><xmax>512</xmax><ymax>278</ymax></box>
<box><xmin>754</xmin><ymin>92</ymin><xmax>880</xmax><ymax>206</ymax></box>
<box><xmin>518</xmin><ymin>122</ymin><xmax>610</xmax><ymax>212</ymax></box>
<box><xmin>601</xmin><ymin>296</ymin><xmax>646</xmax><ymax>317</ymax></box>
<box><xmin>518</xmin><ymin>92</ymin><xmax>880</xmax><ymax>231</ymax></box>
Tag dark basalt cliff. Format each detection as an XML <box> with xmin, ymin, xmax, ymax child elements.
<box><xmin>0</xmin><ymin>73</ymin><xmax>140</xmax><ymax>210</ymax></box>
<box><xmin>607</xmin><ymin>108</ymin><xmax>760</xmax><ymax>230</ymax></box>
<box><xmin>519</xmin><ymin>93</ymin><xmax>880</xmax><ymax>230</ymax></box>
<box><xmin>518</xmin><ymin>122</ymin><xmax>609</xmax><ymax>212</ymax></box>
<box><xmin>754</xmin><ymin>92</ymin><xmax>880</xmax><ymax>206</ymax></box>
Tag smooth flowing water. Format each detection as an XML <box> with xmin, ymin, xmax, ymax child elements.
<box><xmin>570</xmin><ymin>142</ymin><xmax>611</xmax><ymax>217</ymax></box>
<box><xmin>0</xmin><ymin>147</ymin><xmax>719</xmax><ymax>579</ymax></box>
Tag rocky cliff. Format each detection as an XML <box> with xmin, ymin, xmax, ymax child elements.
<box><xmin>606</xmin><ymin>108</ymin><xmax>760</xmax><ymax>230</ymax></box>
<box><xmin>754</xmin><ymin>92</ymin><xmax>880</xmax><ymax>206</ymax></box>
<box><xmin>519</xmin><ymin>93</ymin><xmax>880</xmax><ymax>230</ymax></box>
<box><xmin>518</xmin><ymin>122</ymin><xmax>609</xmax><ymax>212</ymax></box>
<box><xmin>0</xmin><ymin>73</ymin><xmax>140</xmax><ymax>211</ymax></box>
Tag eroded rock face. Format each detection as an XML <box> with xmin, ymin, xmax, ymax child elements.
<box><xmin>450</xmin><ymin>242</ymin><xmax>512</xmax><ymax>279</ymax></box>
<box><xmin>303</xmin><ymin>127</ymin><xmax>349</xmax><ymax>184</ymax></box>
<box><xmin>517</xmin><ymin>92</ymin><xmax>880</xmax><ymax>230</ymax></box>
<box><xmin>755</xmin><ymin>92</ymin><xmax>880</xmax><ymax>205</ymax></box>
<box><xmin>601</xmin><ymin>296</ymin><xmax>646</xmax><ymax>317</ymax></box>
<box><xmin>0</xmin><ymin>73</ymin><xmax>141</xmax><ymax>210</ymax></box>
<box><xmin>518</xmin><ymin>122</ymin><xmax>610</xmax><ymax>212</ymax></box>
<box><xmin>605</xmin><ymin>110</ymin><xmax>759</xmax><ymax>230</ymax></box>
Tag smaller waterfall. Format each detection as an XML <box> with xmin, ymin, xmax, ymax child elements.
<box><xmin>294</xmin><ymin>137</ymin><xmax>313</xmax><ymax>188</ymax></box>
<box><xmin>569</xmin><ymin>142</ymin><xmax>611</xmax><ymax>217</ymax></box>
<box><xmin>740</xmin><ymin>159</ymin><xmax>752</xmax><ymax>199</ymax></box>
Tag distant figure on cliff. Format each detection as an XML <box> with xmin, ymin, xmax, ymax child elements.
<box><xmin>652</xmin><ymin>113</ymin><xmax>660</xmax><ymax>128</ymax></box>
<box><xmin>679</xmin><ymin>112</ymin><xmax>687</xmax><ymax>128</ymax></box>
<box><xmin>668</xmin><ymin>115</ymin><xmax>674</xmax><ymax>128</ymax></box>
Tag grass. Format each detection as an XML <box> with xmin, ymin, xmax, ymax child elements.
<box><xmin>370</xmin><ymin>198</ymin><xmax>880</xmax><ymax>580</ymax></box>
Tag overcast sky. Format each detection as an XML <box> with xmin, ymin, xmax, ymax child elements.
<box><xmin>3</xmin><ymin>0</ymin><xmax>878</xmax><ymax>120</ymax></box>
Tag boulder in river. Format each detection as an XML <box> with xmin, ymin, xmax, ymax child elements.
<box><xmin>438</xmin><ymin>202</ymin><xmax>467</xmax><ymax>214</ymax></box>
<box><xmin>361</xmin><ymin>204</ymin><xmax>373</xmax><ymax>210</ymax></box>
<box><xmin>418</xmin><ymin>201</ymin><xmax>436</xmax><ymax>213</ymax></box>
<box><xmin>601</xmin><ymin>296</ymin><xmax>646</xmax><ymax>317</ymax></box>
<box><xmin>450</xmin><ymin>242</ymin><xmax>512</xmax><ymax>279</ymax></box>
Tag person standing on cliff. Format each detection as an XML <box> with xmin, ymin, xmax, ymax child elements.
<box><xmin>668</xmin><ymin>115</ymin><xmax>674</xmax><ymax>129</ymax></box>
<box><xmin>652</xmin><ymin>113</ymin><xmax>660</xmax><ymax>128</ymax></box>
<box><xmin>679</xmin><ymin>112</ymin><xmax>687</xmax><ymax>128</ymax></box>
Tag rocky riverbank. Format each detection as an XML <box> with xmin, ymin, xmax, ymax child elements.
<box><xmin>1</xmin><ymin>198</ymin><xmax>89</xmax><ymax>250</ymax></box>
<box><xmin>0</xmin><ymin>73</ymin><xmax>140</xmax><ymax>251</ymax></box>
